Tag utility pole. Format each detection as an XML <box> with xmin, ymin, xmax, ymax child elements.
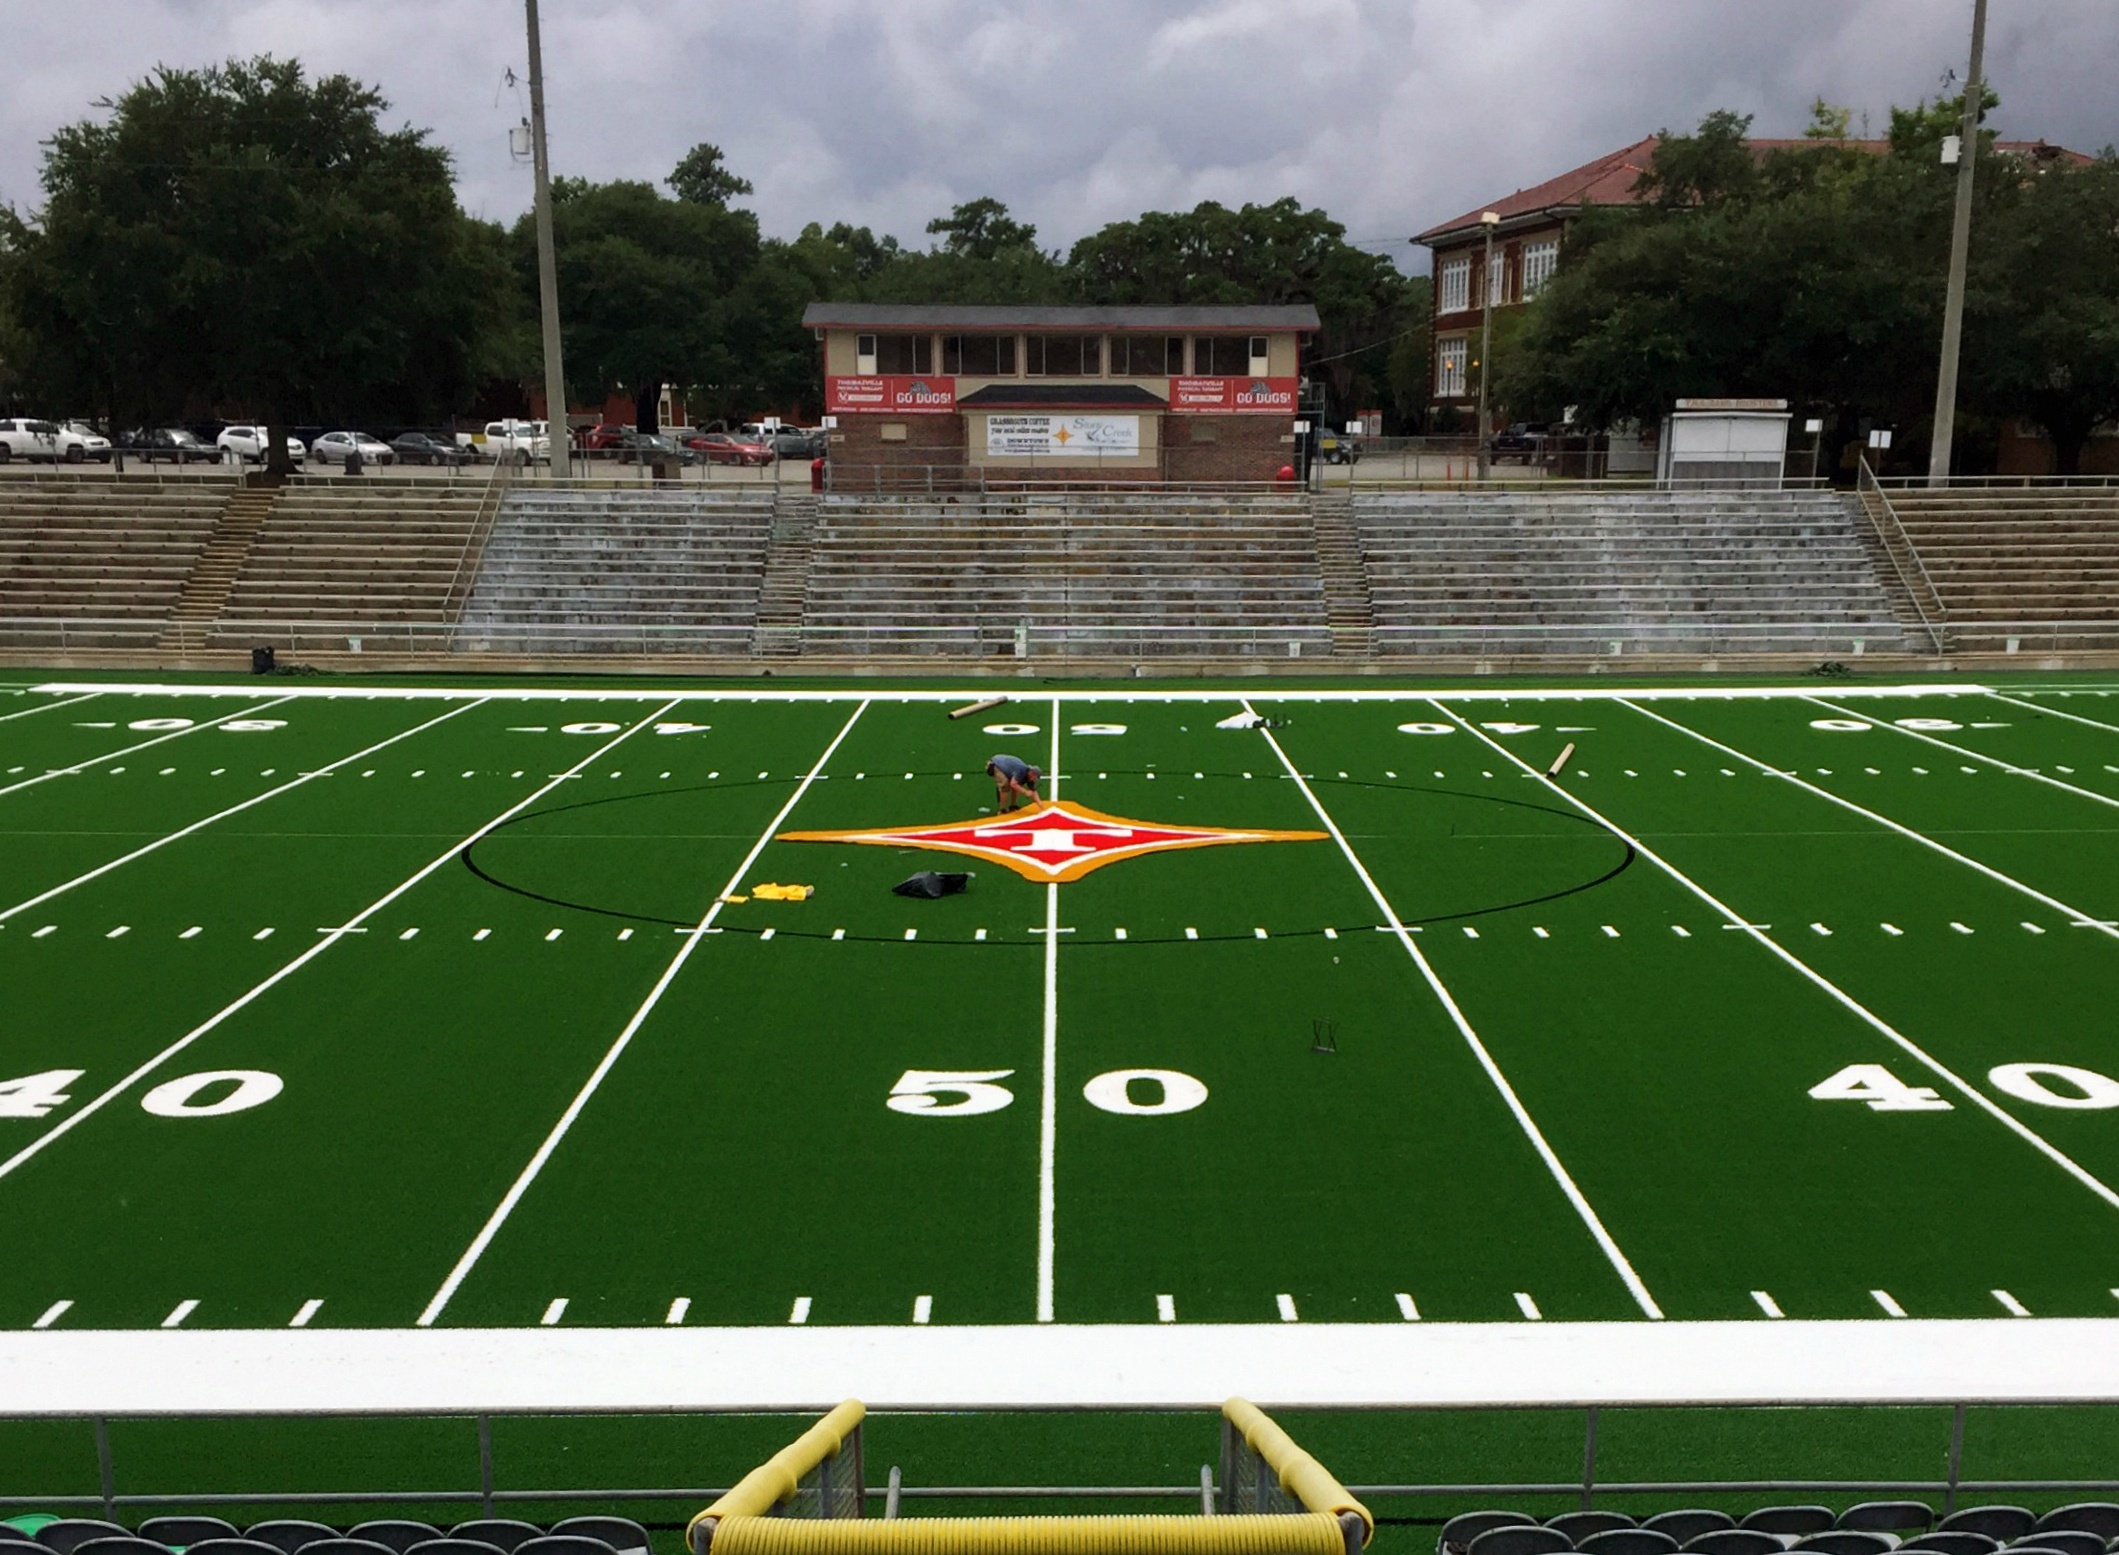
<box><xmin>1926</xmin><ymin>0</ymin><xmax>1987</xmax><ymax>487</ymax></box>
<box><xmin>526</xmin><ymin>0</ymin><xmax>572</xmax><ymax>479</ymax></box>
<box><xmin>1475</xmin><ymin>210</ymin><xmax>1500</xmax><ymax>481</ymax></box>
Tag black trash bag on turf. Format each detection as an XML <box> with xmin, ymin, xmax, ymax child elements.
<box><xmin>893</xmin><ymin>870</ymin><xmax>971</xmax><ymax>899</ymax></box>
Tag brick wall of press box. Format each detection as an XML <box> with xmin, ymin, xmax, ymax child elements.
<box><xmin>830</xmin><ymin>414</ymin><xmax>1291</xmax><ymax>483</ymax></box>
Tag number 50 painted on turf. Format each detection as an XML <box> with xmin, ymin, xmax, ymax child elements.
<box><xmin>887</xmin><ymin>1068</ymin><xmax>1208</xmax><ymax>1117</ymax></box>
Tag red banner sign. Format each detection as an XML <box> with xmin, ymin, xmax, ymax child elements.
<box><xmin>826</xmin><ymin>375</ymin><xmax>958</xmax><ymax>414</ymax></box>
<box><xmin>1168</xmin><ymin>376</ymin><xmax>1299</xmax><ymax>414</ymax></box>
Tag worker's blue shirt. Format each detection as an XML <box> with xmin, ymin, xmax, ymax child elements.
<box><xmin>989</xmin><ymin>754</ymin><xmax>1031</xmax><ymax>782</ymax></box>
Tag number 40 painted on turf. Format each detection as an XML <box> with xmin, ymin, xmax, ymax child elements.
<box><xmin>0</xmin><ymin>1069</ymin><xmax>284</xmax><ymax>1119</ymax></box>
<box><xmin>1810</xmin><ymin>1062</ymin><xmax>2119</xmax><ymax>1113</ymax></box>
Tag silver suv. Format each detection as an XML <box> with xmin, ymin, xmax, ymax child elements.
<box><xmin>0</xmin><ymin>418</ymin><xmax>93</xmax><ymax>463</ymax></box>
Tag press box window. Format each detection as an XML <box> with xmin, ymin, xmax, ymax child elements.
<box><xmin>872</xmin><ymin>333</ymin><xmax>933</xmax><ymax>374</ymax></box>
<box><xmin>1193</xmin><ymin>336</ymin><xmax>1269</xmax><ymax>376</ymax></box>
<box><xmin>943</xmin><ymin>335</ymin><xmax>1017</xmax><ymax>376</ymax></box>
<box><xmin>1110</xmin><ymin>335</ymin><xmax>1185</xmax><ymax>376</ymax></box>
<box><xmin>1025</xmin><ymin>335</ymin><xmax>1102</xmax><ymax>376</ymax></box>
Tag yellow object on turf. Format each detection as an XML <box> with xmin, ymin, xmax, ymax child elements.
<box><xmin>721</xmin><ymin>895</ymin><xmax>749</xmax><ymax>905</ymax></box>
<box><xmin>751</xmin><ymin>883</ymin><xmax>814</xmax><ymax>901</ymax></box>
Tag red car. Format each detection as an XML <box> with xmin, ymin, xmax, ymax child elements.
<box><xmin>683</xmin><ymin>431</ymin><xmax>776</xmax><ymax>466</ymax></box>
<box><xmin>575</xmin><ymin>423</ymin><xmax>631</xmax><ymax>456</ymax></box>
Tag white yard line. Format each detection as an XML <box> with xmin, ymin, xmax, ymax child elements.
<box><xmin>0</xmin><ymin>699</ymin><xmax>487</xmax><ymax>926</ymax></box>
<box><xmin>1432</xmin><ymin>699</ymin><xmax>2119</xmax><ymax>1219</ymax></box>
<box><xmin>0</xmin><ymin>696</ymin><xmax>296</xmax><ymax>800</ymax></box>
<box><xmin>1985</xmin><ymin>691</ymin><xmax>2119</xmax><ymax>739</ymax></box>
<box><xmin>1810</xmin><ymin>696</ymin><xmax>2119</xmax><ymax>814</ymax></box>
<box><xmin>1244</xmin><ymin>699</ymin><xmax>1663</xmax><ymax>1320</ymax></box>
<box><xmin>414</xmin><ymin>699</ymin><xmax>871</xmax><ymax>1328</ymax></box>
<box><xmin>1037</xmin><ymin>700</ymin><xmax>1062</xmax><ymax>1325</ymax></box>
<box><xmin>0</xmin><ymin>699</ymin><xmax>683</xmax><ymax>1188</ymax></box>
<box><xmin>1619</xmin><ymin>699</ymin><xmax>2119</xmax><ymax>944</ymax></box>
<box><xmin>0</xmin><ymin>691</ymin><xmax>102</xmax><ymax>725</ymax></box>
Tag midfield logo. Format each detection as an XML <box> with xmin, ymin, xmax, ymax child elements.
<box><xmin>779</xmin><ymin>798</ymin><xmax>1326</xmax><ymax>883</ymax></box>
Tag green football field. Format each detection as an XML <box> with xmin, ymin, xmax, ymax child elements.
<box><xmin>4</xmin><ymin>672</ymin><xmax>2119</xmax><ymax>1361</ymax></box>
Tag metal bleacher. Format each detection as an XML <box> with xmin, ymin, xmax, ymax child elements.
<box><xmin>1878</xmin><ymin>485</ymin><xmax>2119</xmax><ymax>652</ymax></box>
<box><xmin>0</xmin><ymin>474</ymin><xmax>232</xmax><ymax>651</ymax></box>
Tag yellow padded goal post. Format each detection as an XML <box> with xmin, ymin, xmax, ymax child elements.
<box><xmin>688</xmin><ymin>1398</ymin><xmax>1372</xmax><ymax>1555</ymax></box>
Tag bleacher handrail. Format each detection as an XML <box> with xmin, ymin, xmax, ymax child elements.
<box><xmin>1856</xmin><ymin>455</ymin><xmax>1948</xmax><ymax>654</ymax></box>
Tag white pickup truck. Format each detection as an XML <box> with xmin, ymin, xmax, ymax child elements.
<box><xmin>460</xmin><ymin>419</ymin><xmax>552</xmax><ymax>465</ymax></box>
<box><xmin>0</xmin><ymin>418</ymin><xmax>94</xmax><ymax>463</ymax></box>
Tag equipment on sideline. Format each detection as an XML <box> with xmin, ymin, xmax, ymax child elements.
<box><xmin>1312</xmin><ymin>1018</ymin><xmax>1337</xmax><ymax>1055</ymax></box>
<box><xmin>750</xmin><ymin>883</ymin><xmax>813</xmax><ymax>901</ymax></box>
<box><xmin>688</xmin><ymin>1398</ymin><xmax>1372</xmax><ymax>1555</ymax></box>
<box><xmin>949</xmin><ymin>697</ymin><xmax>1008</xmax><ymax>720</ymax></box>
<box><xmin>1546</xmin><ymin>742</ymin><xmax>1576</xmax><ymax>779</ymax></box>
<box><xmin>893</xmin><ymin>871</ymin><xmax>971</xmax><ymax>899</ymax></box>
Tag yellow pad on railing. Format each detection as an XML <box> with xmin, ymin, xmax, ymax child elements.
<box><xmin>1221</xmin><ymin>1399</ymin><xmax>1372</xmax><ymax>1543</ymax></box>
<box><xmin>712</xmin><ymin>1513</ymin><xmax>1347</xmax><ymax>1555</ymax></box>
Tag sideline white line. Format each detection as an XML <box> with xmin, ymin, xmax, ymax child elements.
<box><xmin>1433</xmin><ymin>700</ymin><xmax>2119</xmax><ymax>1219</ymax></box>
<box><xmin>1620</xmin><ymin>699</ymin><xmax>2119</xmax><ymax>945</ymax></box>
<box><xmin>0</xmin><ymin>696</ymin><xmax>295</xmax><ymax>800</ymax></box>
<box><xmin>1037</xmin><ymin>700</ymin><xmax>1062</xmax><ymax>1324</ymax></box>
<box><xmin>0</xmin><ymin>700</ymin><xmax>684</xmax><ymax>1187</ymax></box>
<box><xmin>0</xmin><ymin>692</ymin><xmax>101</xmax><ymax>726</ymax></box>
<box><xmin>1245</xmin><ymin>700</ymin><xmax>1663</xmax><ymax>1320</ymax></box>
<box><xmin>0</xmin><ymin>699</ymin><xmax>487</xmax><ymax>925</ymax></box>
<box><xmin>1811</xmin><ymin>696</ymin><xmax>2119</xmax><ymax>814</ymax></box>
<box><xmin>414</xmin><ymin>699</ymin><xmax>871</xmax><ymax>1327</ymax></box>
<box><xmin>1986</xmin><ymin>691</ymin><xmax>2119</xmax><ymax>739</ymax></box>
<box><xmin>32</xmin><ymin>681</ymin><xmax>1990</xmax><ymax>706</ymax></box>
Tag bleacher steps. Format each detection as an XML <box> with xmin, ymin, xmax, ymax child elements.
<box><xmin>1310</xmin><ymin>492</ymin><xmax>1375</xmax><ymax>657</ymax></box>
<box><xmin>161</xmin><ymin>483</ymin><xmax>281</xmax><ymax>651</ymax></box>
<box><xmin>753</xmin><ymin>493</ymin><xmax>814</xmax><ymax>656</ymax></box>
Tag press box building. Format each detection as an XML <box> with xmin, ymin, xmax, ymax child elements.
<box><xmin>801</xmin><ymin>303</ymin><xmax>1319</xmax><ymax>483</ymax></box>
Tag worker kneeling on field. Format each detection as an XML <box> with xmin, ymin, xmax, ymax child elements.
<box><xmin>987</xmin><ymin>753</ymin><xmax>1040</xmax><ymax>813</ymax></box>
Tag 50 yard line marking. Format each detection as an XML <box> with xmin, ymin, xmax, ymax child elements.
<box><xmin>0</xmin><ymin>698</ymin><xmax>488</xmax><ymax>926</ymax></box>
<box><xmin>415</xmin><ymin>699</ymin><xmax>872</xmax><ymax>1328</ymax></box>
<box><xmin>1244</xmin><ymin>699</ymin><xmax>1664</xmax><ymax>1320</ymax></box>
<box><xmin>1433</xmin><ymin>699</ymin><xmax>2119</xmax><ymax>1219</ymax></box>
<box><xmin>0</xmin><ymin>695</ymin><xmax>297</xmax><ymax>800</ymax></box>
<box><xmin>0</xmin><ymin>699</ymin><xmax>685</xmax><ymax>1187</ymax></box>
<box><xmin>1619</xmin><ymin>699</ymin><xmax>2119</xmax><ymax>945</ymax></box>
<box><xmin>1038</xmin><ymin>698</ymin><xmax>1061</xmax><ymax>1323</ymax></box>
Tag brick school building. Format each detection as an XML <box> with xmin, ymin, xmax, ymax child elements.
<box><xmin>802</xmin><ymin>303</ymin><xmax>1318</xmax><ymax>484</ymax></box>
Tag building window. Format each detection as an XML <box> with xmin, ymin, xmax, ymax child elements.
<box><xmin>1111</xmin><ymin>335</ymin><xmax>1185</xmax><ymax>375</ymax></box>
<box><xmin>873</xmin><ymin>333</ymin><xmax>933</xmax><ymax>374</ymax></box>
<box><xmin>1025</xmin><ymin>335</ymin><xmax>1101</xmax><ymax>375</ymax></box>
<box><xmin>944</xmin><ymin>334</ymin><xmax>1016</xmax><ymax>375</ymax></box>
<box><xmin>1193</xmin><ymin>335</ymin><xmax>1263</xmax><ymax>376</ymax></box>
<box><xmin>1522</xmin><ymin>239</ymin><xmax>1559</xmax><ymax>297</ymax></box>
<box><xmin>1436</xmin><ymin>338</ymin><xmax>1468</xmax><ymax>397</ymax></box>
<box><xmin>1438</xmin><ymin>256</ymin><xmax>1471</xmax><ymax>314</ymax></box>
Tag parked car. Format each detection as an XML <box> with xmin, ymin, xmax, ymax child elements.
<box><xmin>311</xmin><ymin>431</ymin><xmax>396</xmax><ymax>466</ymax></box>
<box><xmin>466</xmin><ymin>419</ymin><xmax>550</xmax><ymax>464</ymax></box>
<box><xmin>608</xmin><ymin>431</ymin><xmax>701</xmax><ymax>465</ymax></box>
<box><xmin>0</xmin><ymin>418</ymin><xmax>93</xmax><ymax>463</ymax></box>
<box><xmin>388</xmin><ymin>431</ymin><xmax>471</xmax><ymax>467</ymax></box>
<box><xmin>734</xmin><ymin>422</ymin><xmax>822</xmax><ymax>459</ymax></box>
<box><xmin>575</xmin><ymin>423</ymin><xmax>633</xmax><ymax>457</ymax></box>
<box><xmin>1490</xmin><ymin>423</ymin><xmax>1549</xmax><ymax>461</ymax></box>
<box><xmin>122</xmin><ymin>427</ymin><xmax>221</xmax><ymax>463</ymax></box>
<box><xmin>216</xmin><ymin>425</ymin><xmax>308</xmax><ymax>464</ymax></box>
<box><xmin>60</xmin><ymin>422</ymin><xmax>114</xmax><ymax>462</ymax></box>
<box><xmin>1312</xmin><ymin>427</ymin><xmax>1360</xmax><ymax>465</ymax></box>
<box><xmin>683</xmin><ymin>431</ymin><xmax>775</xmax><ymax>466</ymax></box>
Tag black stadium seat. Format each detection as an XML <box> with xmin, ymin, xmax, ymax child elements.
<box><xmin>1647</xmin><ymin>1514</ymin><xmax>1736</xmax><ymax>1545</ymax></box>
<box><xmin>1</xmin><ymin>1533</ymin><xmax>41</xmax><ymax>1548</ymax></box>
<box><xmin>243</xmin><ymin>1525</ymin><xmax>340</xmax><ymax>1555</ymax></box>
<box><xmin>404</xmin><ymin>1540</ymin><xmax>507</xmax><ymax>1555</ymax></box>
<box><xmin>549</xmin><ymin>1524</ymin><xmax>646</xmax><ymax>1555</ymax></box>
<box><xmin>2017</xmin><ymin>1534</ymin><xmax>2103</xmax><ymax>1555</ymax></box>
<box><xmin>73</xmin><ymin>1539</ymin><xmax>179</xmax><ymax>1555</ymax></box>
<box><xmin>1841</xmin><ymin>1506</ymin><xmax>1934</xmax><ymax>1536</ymax></box>
<box><xmin>446</xmin><ymin>1528</ymin><xmax>542</xmax><ymax>1554</ymax></box>
<box><xmin>1940</xmin><ymin>1513</ymin><xmax>2037</xmax><ymax>1544</ymax></box>
<box><xmin>2036</xmin><ymin>1509</ymin><xmax>2119</xmax><ymax>1542</ymax></box>
<box><xmin>35</xmin><ymin>1524</ymin><xmax>131</xmax><ymax>1554</ymax></box>
<box><xmin>1443</xmin><ymin>1516</ymin><xmax>1541</xmax><ymax>1555</ymax></box>
<box><xmin>1746</xmin><ymin>1509</ymin><xmax>1836</xmax><ymax>1539</ymax></box>
<box><xmin>1686</xmin><ymin>1532</ymin><xmax>1786</xmax><ymax>1555</ymax></box>
<box><xmin>1551</xmin><ymin>1515</ymin><xmax>1640</xmax><ymax>1543</ymax></box>
<box><xmin>184</xmin><ymin>1540</ymin><xmax>288</xmax><ymax>1555</ymax></box>
<box><xmin>1792</xmin><ymin>1534</ymin><xmax>1895</xmax><ymax>1555</ymax></box>
<box><xmin>141</xmin><ymin>1520</ymin><xmax>241</xmax><ymax>1548</ymax></box>
<box><xmin>347</xmin><ymin>1528</ymin><xmax>440</xmax><ymax>1555</ymax></box>
<box><xmin>1581</xmin><ymin>1530</ymin><xmax>1681</xmax><ymax>1555</ymax></box>
<box><xmin>1903</xmin><ymin>1534</ymin><xmax>2000</xmax><ymax>1555</ymax></box>
<box><xmin>297</xmin><ymin>1540</ymin><xmax>399</xmax><ymax>1555</ymax></box>
<box><xmin>1469</xmin><ymin>1528</ymin><xmax>1573</xmax><ymax>1555</ymax></box>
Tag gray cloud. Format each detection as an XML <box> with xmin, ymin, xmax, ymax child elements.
<box><xmin>2</xmin><ymin>0</ymin><xmax>2113</xmax><ymax>273</ymax></box>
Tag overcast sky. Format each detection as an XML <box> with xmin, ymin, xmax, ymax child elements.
<box><xmin>4</xmin><ymin>0</ymin><xmax>2115</xmax><ymax>273</ymax></box>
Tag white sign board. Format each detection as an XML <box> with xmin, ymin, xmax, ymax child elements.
<box><xmin>984</xmin><ymin>415</ymin><xmax>1139</xmax><ymax>457</ymax></box>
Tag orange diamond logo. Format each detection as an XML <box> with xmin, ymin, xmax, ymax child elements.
<box><xmin>779</xmin><ymin>798</ymin><xmax>1326</xmax><ymax>883</ymax></box>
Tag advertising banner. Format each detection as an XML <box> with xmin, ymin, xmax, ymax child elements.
<box><xmin>825</xmin><ymin>375</ymin><xmax>958</xmax><ymax>414</ymax></box>
<box><xmin>1168</xmin><ymin>376</ymin><xmax>1299</xmax><ymax>414</ymax></box>
<box><xmin>983</xmin><ymin>414</ymin><xmax>1141</xmax><ymax>458</ymax></box>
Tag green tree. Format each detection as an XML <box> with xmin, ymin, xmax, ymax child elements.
<box><xmin>2</xmin><ymin>57</ymin><xmax>507</xmax><ymax>474</ymax></box>
<box><xmin>1634</xmin><ymin>109</ymin><xmax>1760</xmax><ymax>209</ymax></box>
<box><xmin>925</xmin><ymin>197</ymin><xmax>1042</xmax><ymax>260</ymax></box>
<box><xmin>668</xmin><ymin>142</ymin><xmax>753</xmax><ymax>207</ymax></box>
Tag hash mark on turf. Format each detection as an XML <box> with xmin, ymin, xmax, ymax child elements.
<box><xmin>759</xmin><ymin>928</ymin><xmax>775</xmax><ymax>941</ymax></box>
<box><xmin>618</xmin><ymin>927</ymin><xmax>633</xmax><ymax>940</ymax></box>
<box><xmin>1601</xmin><ymin>924</ymin><xmax>1619</xmax><ymax>938</ymax></box>
<box><xmin>2023</xmin><ymin>922</ymin><xmax>2046</xmax><ymax>934</ymax></box>
<box><xmin>1462</xmin><ymin>926</ymin><xmax>1479</xmax><ymax>938</ymax></box>
<box><xmin>1951</xmin><ymin>921</ymin><xmax>1974</xmax><ymax>935</ymax></box>
<box><xmin>290</xmin><ymin>1299</ymin><xmax>323</xmax><ymax>1328</ymax></box>
<box><xmin>399</xmin><ymin>928</ymin><xmax>418</xmax><ymax>941</ymax></box>
<box><xmin>1993</xmin><ymin>1289</ymin><xmax>2031</xmax><ymax>1317</ymax></box>
<box><xmin>1276</xmin><ymin>1293</ymin><xmax>1299</xmax><ymax>1322</ymax></box>
<box><xmin>545</xmin><ymin>928</ymin><xmax>563</xmax><ymax>941</ymax></box>
<box><xmin>912</xmin><ymin>1295</ymin><xmax>933</xmax><ymax>1324</ymax></box>
<box><xmin>1395</xmin><ymin>1292</ymin><xmax>1420</xmax><ymax>1321</ymax></box>
<box><xmin>1751</xmin><ymin>1290</ymin><xmax>1785</xmax><ymax>1319</ymax></box>
<box><xmin>540</xmin><ymin>1298</ymin><xmax>567</xmax><ymax>1326</ymax></box>
<box><xmin>1254</xmin><ymin>927</ymin><xmax>1268</xmax><ymax>938</ymax></box>
<box><xmin>1811</xmin><ymin>922</ymin><xmax>1832</xmax><ymax>936</ymax></box>
<box><xmin>1882</xmin><ymin>923</ymin><xmax>1903</xmax><ymax>936</ymax></box>
<box><xmin>835</xmin><ymin>928</ymin><xmax>847</xmax><ymax>940</ymax></box>
<box><xmin>1514</xmin><ymin>1292</ymin><xmax>1543</xmax><ymax>1321</ymax></box>
<box><xmin>1114</xmin><ymin>928</ymin><xmax>1126</xmax><ymax>940</ymax></box>
<box><xmin>789</xmin><ymin>1296</ymin><xmax>812</xmax><ymax>1325</ymax></box>
<box><xmin>1871</xmin><ymin>1289</ymin><xmax>1907</xmax><ymax>1318</ymax></box>
<box><xmin>1671</xmin><ymin>925</ymin><xmax>1691</xmax><ymax>938</ymax></box>
<box><xmin>252</xmin><ymin>927</ymin><xmax>273</xmax><ymax>940</ymax></box>
<box><xmin>31</xmin><ymin>1300</ymin><xmax>71</xmax><ymax>1329</ymax></box>
<box><xmin>1533</xmin><ymin>926</ymin><xmax>1549</xmax><ymax>938</ymax></box>
<box><xmin>106</xmin><ymin>925</ymin><xmax>129</xmax><ymax>939</ymax></box>
<box><xmin>904</xmin><ymin>928</ymin><xmax>917</xmax><ymax>941</ymax></box>
<box><xmin>666</xmin><ymin>1297</ymin><xmax>690</xmax><ymax>1325</ymax></box>
<box><xmin>1185</xmin><ymin>927</ymin><xmax>1198</xmax><ymax>939</ymax></box>
<box><xmin>474</xmin><ymin>928</ymin><xmax>491</xmax><ymax>941</ymax></box>
<box><xmin>162</xmin><ymin>1299</ymin><xmax>199</xmax><ymax>1328</ymax></box>
<box><xmin>180</xmin><ymin>926</ymin><xmax>201</xmax><ymax>939</ymax></box>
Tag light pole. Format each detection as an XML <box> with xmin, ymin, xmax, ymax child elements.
<box><xmin>1475</xmin><ymin>210</ymin><xmax>1500</xmax><ymax>480</ymax></box>
<box><xmin>526</xmin><ymin>0</ymin><xmax>572</xmax><ymax>479</ymax></box>
<box><xmin>1926</xmin><ymin>0</ymin><xmax>1988</xmax><ymax>487</ymax></box>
